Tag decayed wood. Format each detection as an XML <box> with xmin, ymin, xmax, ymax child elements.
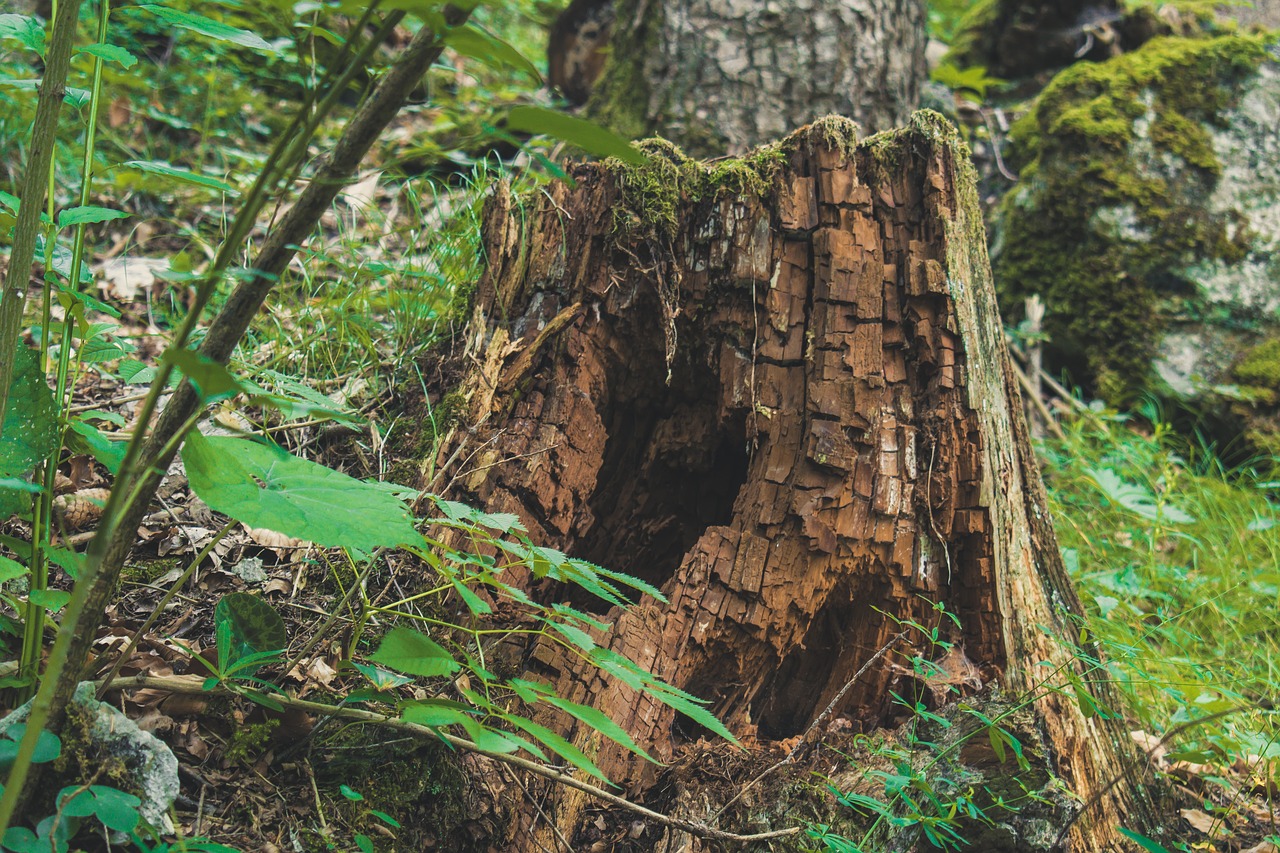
<box><xmin>426</xmin><ymin>112</ymin><xmax>1154</xmax><ymax>849</ymax></box>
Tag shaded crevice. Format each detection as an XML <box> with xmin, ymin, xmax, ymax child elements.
<box><xmin>572</xmin><ymin>324</ymin><xmax>751</xmax><ymax>604</ymax></box>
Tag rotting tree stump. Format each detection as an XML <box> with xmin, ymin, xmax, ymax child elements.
<box><xmin>421</xmin><ymin>112</ymin><xmax>1156</xmax><ymax>850</ymax></box>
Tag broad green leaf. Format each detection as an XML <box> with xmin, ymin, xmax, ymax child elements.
<box><xmin>1117</xmin><ymin>828</ymin><xmax>1173</xmax><ymax>853</ymax></box>
<box><xmin>506</xmin><ymin>106</ymin><xmax>647</xmax><ymax>165</ymax></box>
<box><xmin>355</xmin><ymin>835</ymin><xmax>374</xmax><ymax>853</ymax></box>
<box><xmin>183</xmin><ymin>431</ymin><xmax>418</xmax><ymax>551</ymax></box>
<box><xmin>0</xmin><ymin>190</ymin><xmax>18</xmax><ymax>214</ymax></box>
<box><xmin>501</xmin><ymin>713</ymin><xmax>611</xmax><ymax>784</ymax></box>
<box><xmin>163</xmin><ymin>347</ymin><xmax>244</xmax><ymax>403</ymax></box>
<box><xmin>135</xmin><ymin>6</ymin><xmax>273</xmax><ymax>51</ymax></box>
<box><xmin>57</xmin><ymin>205</ymin><xmax>128</xmax><ymax>229</ymax></box>
<box><xmin>120</xmin><ymin>160</ymin><xmax>239</xmax><ymax>196</ymax></box>
<box><xmin>0</xmin><ymin>343</ymin><xmax>58</xmax><ymax>519</ymax></box>
<box><xmin>370</xmin><ymin>810</ymin><xmax>400</xmax><ymax>828</ymax></box>
<box><xmin>400</xmin><ymin>698</ymin><xmax>474</xmax><ymax>727</ymax></box>
<box><xmin>27</xmin><ymin>589</ymin><xmax>70</xmax><ymax>612</ymax></box>
<box><xmin>350</xmin><ymin>661</ymin><xmax>413</xmax><ymax>691</ymax></box>
<box><xmin>76</xmin><ymin>42</ymin><xmax>138</xmax><ymax>68</ymax></box>
<box><xmin>446</xmin><ymin>25</ymin><xmax>540</xmax><ymax>81</ymax></box>
<box><xmin>56</xmin><ymin>786</ymin><xmax>141</xmax><ymax>832</ymax></box>
<box><xmin>214</xmin><ymin>593</ymin><xmax>287</xmax><ymax>670</ymax></box>
<box><xmin>339</xmin><ymin>784</ymin><xmax>363</xmax><ymax>801</ymax></box>
<box><xmin>370</xmin><ymin>627</ymin><xmax>460</xmax><ymax>678</ymax></box>
<box><xmin>0</xmin><ymin>14</ymin><xmax>43</xmax><ymax>55</ymax></box>
<box><xmin>78</xmin><ymin>335</ymin><xmax>135</xmax><ymax>364</ymax></box>
<box><xmin>0</xmin><ymin>724</ymin><xmax>61</xmax><ymax>765</ymax></box>
<box><xmin>457</xmin><ymin>718</ymin><xmax>545</xmax><ymax>757</ymax></box>
<box><xmin>0</xmin><ymin>555</ymin><xmax>25</xmax><ymax>583</ymax></box>
<box><xmin>66</xmin><ymin>419</ymin><xmax>126</xmax><ymax>474</ymax></box>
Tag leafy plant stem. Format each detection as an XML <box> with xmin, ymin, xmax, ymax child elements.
<box><xmin>0</xmin><ymin>0</ymin><xmax>85</xmax><ymax>430</ymax></box>
<box><xmin>1</xmin><ymin>2</ymin><xmax>474</xmax><ymax>833</ymax></box>
<box><xmin>19</xmin><ymin>0</ymin><xmax>114</xmax><ymax>695</ymax></box>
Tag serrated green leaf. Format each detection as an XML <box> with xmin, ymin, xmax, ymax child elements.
<box><xmin>548</xmin><ymin>620</ymin><xmax>597</xmax><ymax>653</ymax></box>
<box><xmin>649</xmin><ymin>685</ymin><xmax>738</xmax><ymax>745</ymax></box>
<box><xmin>370</xmin><ymin>627</ymin><xmax>460</xmax><ymax>678</ymax></box>
<box><xmin>183</xmin><ymin>431</ymin><xmax>419</xmax><ymax>551</ymax></box>
<box><xmin>350</xmin><ymin>661</ymin><xmax>413</xmax><ymax>691</ymax></box>
<box><xmin>76</xmin><ymin>42</ymin><xmax>138</xmax><ymax>68</ymax></box>
<box><xmin>1087</xmin><ymin>468</ymin><xmax>1195</xmax><ymax>524</ymax></box>
<box><xmin>57</xmin><ymin>205</ymin><xmax>128</xmax><ymax>229</ymax></box>
<box><xmin>449</xmin><ymin>576</ymin><xmax>492</xmax><ymax>615</ymax></box>
<box><xmin>501</xmin><ymin>713</ymin><xmax>611</xmax><ymax>784</ymax></box>
<box><xmin>541</xmin><ymin>695</ymin><xmax>655</xmax><ymax>762</ymax></box>
<box><xmin>120</xmin><ymin>160</ymin><xmax>239</xmax><ymax>196</ymax></box>
<box><xmin>135</xmin><ymin>6</ymin><xmax>273</xmax><ymax>50</ymax></box>
<box><xmin>506</xmin><ymin>106</ymin><xmax>647</xmax><ymax>165</ymax></box>
<box><xmin>0</xmin><ymin>13</ymin><xmax>44</xmax><ymax>55</ymax></box>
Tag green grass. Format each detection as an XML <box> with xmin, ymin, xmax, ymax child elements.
<box><xmin>1042</xmin><ymin>409</ymin><xmax>1280</xmax><ymax>767</ymax></box>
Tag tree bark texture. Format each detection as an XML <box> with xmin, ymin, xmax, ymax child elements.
<box><xmin>585</xmin><ymin>0</ymin><xmax>927</xmax><ymax>157</ymax></box>
<box><xmin>426</xmin><ymin>112</ymin><xmax>1155</xmax><ymax>849</ymax></box>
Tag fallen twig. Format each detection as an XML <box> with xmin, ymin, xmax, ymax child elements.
<box><xmin>104</xmin><ymin>674</ymin><xmax>803</xmax><ymax>845</ymax></box>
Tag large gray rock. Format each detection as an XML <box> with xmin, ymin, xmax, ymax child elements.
<box><xmin>991</xmin><ymin>34</ymin><xmax>1280</xmax><ymax>419</ymax></box>
<box><xmin>0</xmin><ymin>683</ymin><xmax>179</xmax><ymax>833</ymax></box>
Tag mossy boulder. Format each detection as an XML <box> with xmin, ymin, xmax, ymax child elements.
<box><xmin>990</xmin><ymin>34</ymin><xmax>1280</xmax><ymax>418</ymax></box>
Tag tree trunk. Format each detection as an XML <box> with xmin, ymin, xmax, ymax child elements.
<box><xmin>424</xmin><ymin>112</ymin><xmax>1156</xmax><ymax>849</ymax></box>
<box><xmin>571</xmin><ymin>0</ymin><xmax>927</xmax><ymax>157</ymax></box>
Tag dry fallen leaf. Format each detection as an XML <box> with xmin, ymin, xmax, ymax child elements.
<box><xmin>96</xmin><ymin>256</ymin><xmax>171</xmax><ymax>301</ymax></box>
<box><xmin>1178</xmin><ymin>808</ymin><xmax>1220</xmax><ymax>835</ymax></box>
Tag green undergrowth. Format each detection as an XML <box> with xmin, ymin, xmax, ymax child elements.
<box><xmin>1042</xmin><ymin>408</ymin><xmax>1280</xmax><ymax>770</ymax></box>
<box><xmin>994</xmin><ymin>33</ymin><xmax>1271</xmax><ymax>404</ymax></box>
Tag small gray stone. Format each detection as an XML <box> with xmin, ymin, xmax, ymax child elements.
<box><xmin>0</xmin><ymin>683</ymin><xmax>179</xmax><ymax>832</ymax></box>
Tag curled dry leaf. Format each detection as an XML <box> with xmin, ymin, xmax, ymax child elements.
<box><xmin>246</xmin><ymin>526</ymin><xmax>308</xmax><ymax>555</ymax></box>
<box><xmin>1178</xmin><ymin>808</ymin><xmax>1220</xmax><ymax>835</ymax></box>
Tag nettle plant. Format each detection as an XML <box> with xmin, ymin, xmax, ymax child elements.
<box><xmin>0</xmin><ymin>1</ymin><xmax>707</xmax><ymax>849</ymax></box>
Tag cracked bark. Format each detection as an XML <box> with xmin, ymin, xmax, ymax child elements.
<box><xmin>584</xmin><ymin>0</ymin><xmax>927</xmax><ymax>157</ymax></box>
<box><xmin>424</xmin><ymin>114</ymin><xmax>1156</xmax><ymax>850</ymax></box>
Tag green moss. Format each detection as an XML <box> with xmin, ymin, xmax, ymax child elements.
<box><xmin>995</xmin><ymin>34</ymin><xmax>1271</xmax><ymax>404</ymax></box>
<box><xmin>607</xmin><ymin>135</ymin><xmax>785</xmax><ymax>243</ymax></box>
<box><xmin>316</xmin><ymin>728</ymin><xmax>490</xmax><ymax>852</ymax></box>
<box><xmin>585</xmin><ymin>0</ymin><xmax>665</xmax><ymax>144</ymax></box>
<box><xmin>1234</xmin><ymin>338</ymin><xmax>1280</xmax><ymax>388</ymax></box>
<box><xmin>225</xmin><ymin>718</ymin><xmax>279</xmax><ymax>765</ymax></box>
